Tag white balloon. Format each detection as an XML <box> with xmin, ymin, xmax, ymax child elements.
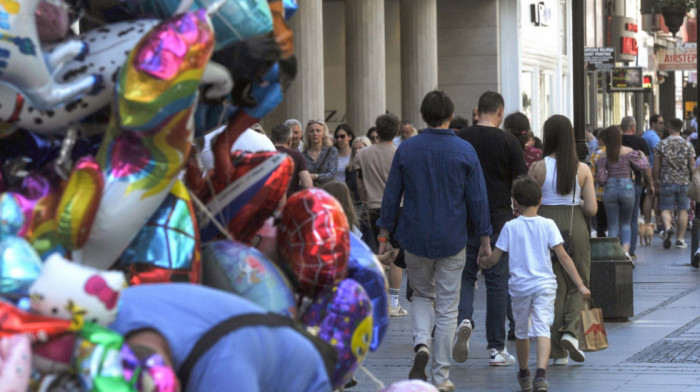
<box><xmin>0</xmin><ymin>19</ymin><xmax>159</xmax><ymax>134</ymax></box>
<box><xmin>0</xmin><ymin>0</ymin><xmax>101</xmax><ymax>110</ymax></box>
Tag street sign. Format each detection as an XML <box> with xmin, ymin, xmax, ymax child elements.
<box><xmin>609</xmin><ymin>67</ymin><xmax>644</xmax><ymax>91</ymax></box>
<box><xmin>585</xmin><ymin>47</ymin><xmax>615</xmax><ymax>71</ymax></box>
<box><xmin>657</xmin><ymin>47</ymin><xmax>697</xmax><ymax>71</ymax></box>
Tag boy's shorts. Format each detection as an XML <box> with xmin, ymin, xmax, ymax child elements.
<box><xmin>659</xmin><ymin>183</ymin><xmax>690</xmax><ymax>211</ymax></box>
<box><xmin>511</xmin><ymin>287</ymin><xmax>556</xmax><ymax>339</ymax></box>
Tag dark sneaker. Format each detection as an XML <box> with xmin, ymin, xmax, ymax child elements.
<box><xmin>533</xmin><ymin>377</ymin><xmax>549</xmax><ymax>392</ymax></box>
<box><xmin>676</xmin><ymin>240</ymin><xmax>688</xmax><ymax>249</ymax></box>
<box><xmin>693</xmin><ymin>252</ymin><xmax>700</xmax><ymax>269</ymax></box>
<box><xmin>408</xmin><ymin>346</ymin><xmax>429</xmax><ymax>381</ymax></box>
<box><xmin>663</xmin><ymin>228</ymin><xmax>674</xmax><ymax>249</ymax></box>
<box><xmin>508</xmin><ymin>328</ymin><xmax>516</xmax><ymax>341</ymax></box>
<box><xmin>518</xmin><ymin>369</ymin><xmax>533</xmax><ymax>392</ymax></box>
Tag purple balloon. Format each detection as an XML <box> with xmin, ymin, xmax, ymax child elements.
<box><xmin>301</xmin><ymin>278</ymin><xmax>372</xmax><ymax>389</ymax></box>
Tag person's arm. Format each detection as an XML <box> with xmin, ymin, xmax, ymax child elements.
<box><xmin>299</xmin><ymin>170</ymin><xmax>313</xmax><ymax>189</ymax></box>
<box><xmin>653</xmin><ymin>153</ymin><xmax>661</xmax><ymax>186</ymax></box>
<box><xmin>376</xmin><ymin>152</ymin><xmax>404</xmax><ymax>255</ymax></box>
<box><xmin>643</xmin><ymin>167</ymin><xmax>654</xmax><ymax>196</ymax></box>
<box><xmin>478</xmin><ymin>248</ymin><xmax>502</xmax><ymax>269</ymax></box>
<box><xmin>357</xmin><ymin>174</ymin><xmax>368</xmax><ymax>203</ymax></box>
<box><xmin>689</xmin><ymin>155</ymin><xmax>696</xmax><ymax>183</ymax></box>
<box><xmin>552</xmin><ymin>244</ymin><xmax>591</xmax><ymax>299</ymax></box>
<box><xmin>528</xmin><ymin>159</ymin><xmax>546</xmax><ymax>186</ymax></box>
<box><xmin>578</xmin><ymin>163</ymin><xmax>598</xmax><ymax>217</ymax></box>
<box><xmin>315</xmin><ymin>147</ymin><xmax>338</xmax><ymax>184</ymax></box>
<box><xmin>464</xmin><ymin>145</ymin><xmax>493</xmax><ymax>239</ymax></box>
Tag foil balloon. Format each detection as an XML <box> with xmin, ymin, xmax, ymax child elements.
<box><xmin>0</xmin><ymin>301</ymin><xmax>72</xmax><ymax>341</ymax></box>
<box><xmin>72</xmin><ymin>322</ymin><xmax>136</xmax><ymax>392</ymax></box>
<box><xmin>0</xmin><ymin>19</ymin><xmax>160</xmax><ymax>134</ymax></box>
<box><xmin>282</xmin><ymin>0</ymin><xmax>298</xmax><ymax>20</ymax></box>
<box><xmin>0</xmin><ymin>192</ymin><xmax>24</xmax><ymax>238</ymax></box>
<box><xmin>29</xmin><ymin>253</ymin><xmax>127</xmax><ymax>328</ymax></box>
<box><xmin>74</xmin><ymin>9</ymin><xmax>216</xmax><ymax>270</ymax></box>
<box><xmin>55</xmin><ymin>156</ymin><xmax>103</xmax><ymax>251</ymax></box>
<box><xmin>115</xmin><ymin>181</ymin><xmax>201</xmax><ymax>285</ymax></box>
<box><xmin>0</xmin><ymin>0</ymin><xmax>102</xmax><ymax>110</ymax></box>
<box><xmin>277</xmin><ymin>188</ymin><xmax>350</xmax><ymax>297</ymax></box>
<box><xmin>379</xmin><ymin>380</ymin><xmax>440</xmax><ymax>392</ymax></box>
<box><xmin>199</xmin><ymin>151</ymin><xmax>293</xmax><ymax>244</ymax></box>
<box><xmin>121</xmin><ymin>344</ymin><xmax>177</xmax><ymax>392</ymax></box>
<box><xmin>301</xmin><ymin>278</ymin><xmax>372</xmax><ymax>389</ymax></box>
<box><xmin>115</xmin><ymin>0</ymin><xmax>273</xmax><ymax>50</ymax></box>
<box><xmin>0</xmin><ymin>235</ymin><xmax>42</xmax><ymax>295</ymax></box>
<box><xmin>32</xmin><ymin>332</ymin><xmax>75</xmax><ymax>374</ymax></box>
<box><xmin>36</xmin><ymin>0</ymin><xmax>70</xmax><ymax>42</ymax></box>
<box><xmin>0</xmin><ymin>334</ymin><xmax>31</xmax><ymax>392</ymax></box>
<box><xmin>348</xmin><ymin>232</ymin><xmax>388</xmax><ymax>352</ymax></box>
<box><xmin>201</xmin><ymin>239</ymin><xmax>296</xmax><ymax>317</ymax></box>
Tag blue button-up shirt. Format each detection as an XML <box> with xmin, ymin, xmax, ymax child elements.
<box><xmin>377</xmin><ymin>128</ymin><xmax>492</xmax><ymax>259</ymax></box>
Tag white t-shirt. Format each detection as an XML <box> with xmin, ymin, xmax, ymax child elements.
<box><xmin>200</xmin><ymin>126</ymin><xmax>276</xmax><ymax>172</ymax></box>
<box><xmin>336</xmin><ymin>154</ymin><xmax>350</xmax><ymax>183</ymax></box>
<box><xmin>495</xmin><ymin>215</ymin><xmax>562</xmax><ymax>297</ymax></box>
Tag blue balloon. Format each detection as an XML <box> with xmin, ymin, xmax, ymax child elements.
<box><xmin>202</xmin><ymin>240</ymin><xmax>297</xmax><ymax>317</ymax></box>
<box><xmin>347</xmin><ymin>232</ymin><xmax>388</xmax><ymax>352</ymax></box>
<box><xmin>283</xmin><ymin>0</ymin><xmax>298</xmax><ymax>20</ymax></box>
<box><xmin>0</xmin><ymin>193</ymin><xmax>23</xmax><ymax>239</ymax></box>
<box><xmin>0</xmin><ymin>236</ymin><xmax>42</xmax><ymax>295</ymax></box>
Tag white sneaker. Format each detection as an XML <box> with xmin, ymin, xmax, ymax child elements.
<box><xmin>488</xmin><ymin>347</ymin><xmax>516</xmax><ymax>366</ymax></box>
<box><xmin>452</xmin><ymin>319</ymin><xmax>472</xmax><ymax>363</ymax></box>
<box><xmin>389</xmin><ymin>305</ymin><xmax>408</xmax><ymax>317</ymax></box>
<box><xmin>560</xmin><ymin>333</ymin><xmax>585</xmax><ymax>362</ymax></box>
<box><xmin>551</xmin><ymin>357</ymin><xmax>569</xmax><ymax>366</ymax></box>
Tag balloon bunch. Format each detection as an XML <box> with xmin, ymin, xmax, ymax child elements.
<box><xmin>0</xmin><ymin>0</ymin><xmax>392</xmax><ymax>390</ymax></box>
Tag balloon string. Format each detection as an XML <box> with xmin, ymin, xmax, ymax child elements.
<box><xmin>188</xmin><ymin>189</ymin><xmax>234</xmax><ymax>241</ymax></box>
<box><xmin>358</xmin><ymin>364</ymin><xmax>384</xmax><ymax>389</ymax></box>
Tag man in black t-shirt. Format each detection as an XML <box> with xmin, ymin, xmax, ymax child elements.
<box><xmin>454</xmin><ymin>91</ymin><xmax>528</xmax><ymax>366</ymax></box>
<box><xmin>621</xmin><ymin>116</ymin><xmax>651</xmax><ymax>259</ymax></box>
<box><xmin>270</xmin><ymin>123</ymin><xmax>313</xmax><ymax>197</ymax></box>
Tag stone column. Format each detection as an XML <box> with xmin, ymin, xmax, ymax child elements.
<box><xmin>345</xmin><ymin>0</ymin><xmax>386</xmax><ymax>133</ymax></box>
<box><xmin>400</xmin><ymin>0</ymin><xmax>438</xmax><ymax>129</ymax></box>
<box><xmin>285</xmin><ymin>0</ymin><xmax>325</xmax><ymax>124</ymax></box>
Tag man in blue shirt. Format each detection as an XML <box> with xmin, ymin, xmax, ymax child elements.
<box><xmin>642</xmin><ymin>114</ymin><xmax>663</xmax><ymax>226</ymax></box>
<box><xmin>110</xmin><ymin>284</ymin><xmax>333</xmax><ymax>392</ymax></box>
<box><xmin>377</xmin><ymin>90</ymin><xmax>492</xmax><ymax>392</ymax></box>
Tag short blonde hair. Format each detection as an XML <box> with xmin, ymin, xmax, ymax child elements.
<box><xmin>349</xmin><ymin>136</ymin><xmax>371</xmax><ymax>168</ymax></box>
<box><xmin>303</xmin><ymin>119</ymin><xmax>333</xmax><ymax>151</ymax></box>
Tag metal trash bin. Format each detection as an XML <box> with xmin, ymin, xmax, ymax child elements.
<box><xmin>589</xmin><ymin>237</ymin><xmax>634</xmax><ymax>321</ymax></box>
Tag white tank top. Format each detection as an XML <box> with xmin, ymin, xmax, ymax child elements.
<box><xmin>541</xmin><ymin>156</ymin><xmax>581</xmax><ymax>206</ymax></box>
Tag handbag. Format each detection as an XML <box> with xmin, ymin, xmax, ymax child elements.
<box><xmin>579</xmin><ymin>300</ymin><xmax>609</xmax><ymax>352</ymax></box>
<box><xmin>687</xmin><ymin>169</ymin><xmax>700</xmax><ymax>202</ymax></box>
<box><xmin>595</xmin><ymin>158</ymin><xmax>609</xmax><ymax>186</ymax></box>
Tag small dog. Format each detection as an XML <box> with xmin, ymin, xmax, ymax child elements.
<box><xmin>639</xmin><ymin>222</ymin><xmax>655</xmax><ymax>246</ymax></box>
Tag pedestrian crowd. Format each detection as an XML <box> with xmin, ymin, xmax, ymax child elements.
<box><xmin>199</xmin><ymin>89</ymin><xmax>699</xmax><ymax>392</ymax></box>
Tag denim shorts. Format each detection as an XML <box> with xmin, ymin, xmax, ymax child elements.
<box><xmin>659</xmin><ymin>183</ymin><xmax>690</xmax><ymax>211</ymax></box>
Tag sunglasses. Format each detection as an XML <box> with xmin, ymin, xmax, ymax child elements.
<box><xmin>369</xmin><ymin>135</ymin><xmax>379</xmax><ymax>140</ymax></box>
<box><xmin>336</xmin><ymin>134</ymin><xmax>347</xmax><ymax>139</ymax></box>
<box><xmin>307</xmin><ymin>119</ymin><xmax>325</xmax><ymax>125</ymax></box>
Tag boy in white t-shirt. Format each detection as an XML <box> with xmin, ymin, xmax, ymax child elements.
<box><xmin>479</xmin><ymin>176</ymin><xmax>590</xmax><ymax>392</ymax></box>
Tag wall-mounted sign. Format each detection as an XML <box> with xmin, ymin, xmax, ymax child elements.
<box><xmin>606</xmin><ymin>16</ymin><xmax>638</xmax><ymax>63</ymax></box>
<box><xmin>530</xmin><ymin>1</ymin><xmax>552</xmax><ymax>26</ymax></box>
<box><xmin>657</xmin><ymin>47</ymin><xmax>697</xmax><ymax>71</ymax></box>
<box><xmin>609</xmin><ymin>67</ymin><xmax>644</xmax><ymax>91</ymax></box>
<box><xmin>584</xmin><ymin>47</ymin><xmax>615</xmax><ymax>71</ymax></box>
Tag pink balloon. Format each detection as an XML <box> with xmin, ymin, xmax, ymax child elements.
<box><xmin>0</xmin><ymin>334</ymin><xmax>32</xmax><ymax>392</ymax></box>
<box><xmin>379</xmin><ymin>380</ymin><xmax>439</xmax><ymax>392</ymax></box>
<box><xmin>36</xmin><ymin>0</ymin><xmax>70</xmax><ymax>42</ymax></box>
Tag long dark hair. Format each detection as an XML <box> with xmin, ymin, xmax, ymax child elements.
<box><xmin>602</xmin><ymin>125</ymin><xmax>622</xmax><ymax>163</ymax></box>
<box><xmin>542</xmin><ymin>115</ymin><xmax>578</xmax><ymax>195</ymax></box>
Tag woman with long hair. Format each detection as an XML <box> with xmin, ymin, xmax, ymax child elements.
<box><xmin>595</xmin><ymin>126</ymin><xmax>653</xmax><ymax>255</ymax></box>
<box><xmin>504</xmin><ymin>112</ymin><xmax>542</xmax><ymax>168</ymax></box>
<box><xmin>302</xmin><ymin>119</ymin><xmax>338</xmax><ymax>187</ymax></box>
<box><xmin>529</xmin><ymin>115</ymin><xmax>597</xmax><ymax>365</ymax></box>
<box><xmin>334</xmin><ymin>124</ymin><xmax>355</xmax><ymax>183</ymax></box>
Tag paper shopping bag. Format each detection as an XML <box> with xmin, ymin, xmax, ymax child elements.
<box><xmin>580</xmin><ymin>300</ymin><xmax>608</xmax><ymax>352</ymax></box>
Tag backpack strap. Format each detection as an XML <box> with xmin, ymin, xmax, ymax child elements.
<box><xmin>178</xmin><ymin>313</ymin><xmax>337</xmax><ymax>389</ymax></box>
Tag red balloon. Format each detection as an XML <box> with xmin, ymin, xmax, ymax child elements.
<box><xmin>277</xmin><ymin>188</ymin><xmax>350</xmax><ymax>296</ymax></box>
<box><xmin>0</xmin><ymin>302</ymin><xmax>72</xmax><ymax>342</ymax></box>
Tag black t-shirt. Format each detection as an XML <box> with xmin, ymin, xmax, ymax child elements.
<box><xmin>457</xmin><ymin>125</ymin><xmax>528</xmax><ymax>234</ymax></box>
<box><xmin>622</xmin><ymin>134</ymin><xmax>650</xmax><ymax>186</ymax></box>
<box><xmin>276</xmin><ymin>146</ymin><xmax>308</xmax><ymax>196</ymax></box>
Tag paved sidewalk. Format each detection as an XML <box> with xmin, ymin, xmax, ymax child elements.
<box><xmin>352</xmin><ymin>233</ymin><xmax>700</xmax><ymax>391</ymax></box>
